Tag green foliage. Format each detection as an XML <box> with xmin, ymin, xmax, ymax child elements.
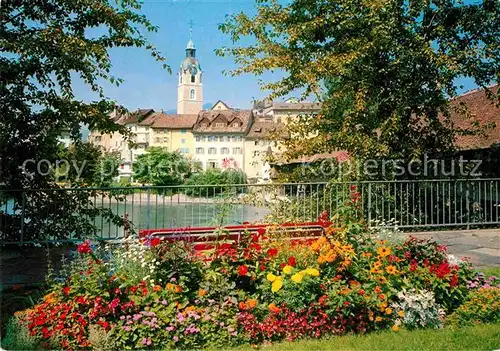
<box><xmin>447</xmin><ymin>288</ymin><xmax>500</xmax><ymax>327</ymax></box>
<box><xmin>0</xmin><ymin>0</ymin><xmax>167</xmax><ymax>243</ymax></box>
<box><xmin>133</xmin><ymin>148</ymin><xmax>192</xmax><ymax>187</ymax></box>
<box><xmin>218</xmin><ymin>0</ymin><xmax>500</xmax><ymax>161</ymax></box>
<box><xmin>1</xmin><ymin>317</ymin><xmax>40</xmax><ymax>350</ymax></box>
<box><xmin>184</xmin><ymin>169</ymin><xmax>247</xmax><ymax>197</ymax></box>
<box><xmin>57</xmin><ymin>143</ymin><xmax>120</xmax><ymax>187</ymax></box>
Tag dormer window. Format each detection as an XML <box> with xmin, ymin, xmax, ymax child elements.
<box><xmin>232</xmin><ymin>122</ymin><xmax>240</xmax><ymax>128</ymax></box>
<box><xmin>215</xmin><ymin>122</ymin><xmax>225</xmax><ymax>128</ymax></box>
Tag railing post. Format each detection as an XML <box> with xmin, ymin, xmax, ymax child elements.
<box><xmin>367</xmin><ymin>183</ymin><xmax>372</xmax><ymax>226</ymax></box>
<box><xmin>466</xmin><ymin>184</ymin><xmax>470</xmax><ymax>230</ymax></box>
<box><xmin>20</xmin><ymin>191</ymin><xmax>26</xmax><ymax>243</ymax></box>
<box><xmin>146</xmin><ymin>188</ymin><xmax>151</xmax><ymax>229</ymax></box>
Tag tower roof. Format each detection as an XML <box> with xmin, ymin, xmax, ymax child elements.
<box><xmin>187</xmin><ymin>39</ymin><xmax>195</xmax><ymax>50</ymax></box>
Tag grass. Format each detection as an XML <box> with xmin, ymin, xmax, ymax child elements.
<box><xmin>477</xmin><ymin>266</ymin><xmax>500</xmax><ymax>278</ymax></box>
<box><xmin>235</xmin><ymin>324</ymin><xmax>500</xmax><ymax>351</ymax></box>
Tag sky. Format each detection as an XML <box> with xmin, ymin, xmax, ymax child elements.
<box><xmin>74</xmin><ymin>0</ymin><xmax>281</xmax><ymax>112</ymax></box>
<box><xmin>72</xmin><ymin>0</ymin><xmax>483</xmax><ymax>114</ymax></box>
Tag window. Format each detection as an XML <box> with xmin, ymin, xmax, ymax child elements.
<box><xmin>180</xmin><ymin>75</ymin><xmax>182</xmax><ymax>83</ymax></box>
<box><xmin>215</xmin><ymin>122</ymin><xmax>225</xmax><ymax>128</ymax></box>
<box><xmin>231</xmin><ymin>136</ymin><xmax>236</xmax><ymax>142</ymax></box>
<box><xmin>190</xmin><ymin>89</ymin><xmax>195</xmax><ymax>100</ymax></box>
<box><xmin>163</xmin><ymin>137</ymin><xmax>168</xmax><ymax>143</ymax></box>
<box><xmin>181</xmin><ymin>129</ymin><xmax>186</xmax><ymax>134</ymax></box>
<box><xmin>208</xmin><ymin>161</ymin><xmax>217</xmax><ymax>169</ymax></box>
<box><xmin>233</xmin><ymin>147</ymin><xmax>242</xmax><ymax>155</ymax></box>
<box><xmin>254</xmin><ymin>140</ymin><xmax>258</xmax><ymax>146</ymax></box>
<box><xmin>155</xmin><ymin>137</ymin><xmax>160</xmax><ymax>143</ymax></box>
<box><xmin>196</xmin><ymin>147</ymin><xmax>204</xmax><ymax>154</ymax></box>
<box><xmin>208</xmin><ymin>136</ymin><xmax>215</xmax><ymax>142</ymax></box>
<box><xmin>237</xmin><ymin>136</ymin><xmax>243</xmax><ymax>142</ymax></box>
<box><xmin>196</xmin><ymin>136</ymin><xmax>201</xmax><ymax>142</ymax></box>
<box><xmin>253</xmin><ymin>151</ymin><xmax>259</xmax><ymax>157</ymax></box>
<box><xmin>232</xmin><ymin>122</ymin><xmax>239</xmax><ymax>128</ymax></box>
<box><xmin>221</xmin><ymin>147</ymin><xmax>229</xmax><ymax>155</ymax></box>
<box><xmin>201</xmin><ymin>136</ymin><xmax>206</xmax><ymax>142</ymax></box>
<box><xmin>208</xmin><ymin>147</ymin><xmax>217</xmax><ymax>155</ymax></box>
<box><xmin>181</xmin><ymin>138</ymin><xmax>186</xmax><ymax>144</ymax></box>
<box><xmin>201</xmin><ymin>123</ymin><xmax>208</xmax><ymax>128</ymax></box>
<box><xmin>181</xmin><ymin>148</ymin><xmax>189</xmax><ymax>154</ymax></box>
<box><xmin>145</xmin><ymin>126</ymin><xmax>149</xmax><ymax>131</ymax></box>
<box><xmin>200</xmin><ymin>73</ymin><xmax>202</xmax><ymax>83</ymax></box>
<box><xmin>191</xmin><ymin>75</ymin><xmax>195</xmax><ymax>83</ymax></box>
<box><xmin>226</xmin><ymin>136</ymin><xmax>231</xmax><ymax>142</ymax></box>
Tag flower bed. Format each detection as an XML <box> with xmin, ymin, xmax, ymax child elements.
<box><xmin>7</xmin><ymin>222</ymin><xmax>499</xmax><ymax>350</ymax></box>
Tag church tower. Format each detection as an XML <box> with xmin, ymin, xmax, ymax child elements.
<box><xmin>177</xmin><ymin>30</ymin><xmax>203</xmax><ymax>114</ymax></box>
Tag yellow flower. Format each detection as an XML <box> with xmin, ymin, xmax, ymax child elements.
<box><xmin>304</xmin><ymin>268</ymin><xmax>320</xmax><ymax>276</ymax></box>
<box><xmin>373</xmin><ymin>260</ymin><xmax>383</xmax><ymax>268</ymax></box>
<box><xmin>370</xmin><ymin>267</ymin><xmax>383</xmax><ymax>274</ymax></box>
<box><xmin>385</xmin><ymin>265</ymin><xmax>398</xmax><ymax>275</ymax></box>
<box><xmin>375</xmin><ymin>316</ymin><xmax>383</xmax><ymax>322</ymax></box>
<box><xmin>392</xmin><ymin>324</ymin><xmax>399</xmax><ymax>332</ymax></box>
<box><xmin>376</xmin><ymin>276</ymin><xmax>388</xmax><ymax>284</ymax></box>
<box><xmin>291</xmin><ymin>273</ymin><xmax>304</xmax><ymax>283</ymax></box>
<box><xmin>267</xmin><ymin>273</ymin><xmax>278</xmax><ymax>282</ymax></box>
<box><xmin>385</xmin><ymin>307</ymin><xmax>393</xmax><ymax>315</ymax></box>
<box><xmin>398</xmin><ymin>310</ymin><xmax>405</xmax><ymax>318</ymax></box>
<box><xmin>271</xmin><ymin>278</ymin><xmax>283</xmax><ymax>293</ymax></box>
<box><xmin>380</xmin><ymin>301</ymin><xmax>388</xmax><ymax>309</ymax></box>
<box><xmin>282</xmin><ymin>265</ymin><xmax>293</xmax><ymax>274</ymax></box>
<box><xmin>377</xmin><ymin>247</ymin><xmax>392</xmax><ymax>257</ymax></box>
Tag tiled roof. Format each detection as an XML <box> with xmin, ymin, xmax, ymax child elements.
<box><xmin>149</xmin><ymin>113</ymin><xmax>197</xmax><ymax>129</ymax></box>
<box><xmin>193</xmin><ymin>109</ymin><xmax>252</xmax><ymax>133</ymax></box>
<box><xmin>246</xmin><ymin>121</ymin><xmax>287</xmax><ymax>139</ymax></box>
<box><xmin>451</xmin><ymin>85</ymin><xmax>499</xmax><ymax>150</ymax></box>
<box><xmin>118</xmin><ymin>109</ymin><xmax>155</xmax><ymax>125</ymax></box>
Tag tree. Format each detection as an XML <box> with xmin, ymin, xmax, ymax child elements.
<box><xmin>184</xmin><ymin>168</ymin><xmax>247</xmax><ymax>197</ymax></box>
<box><xmin>133</xmin><ymin>148</ymin><xmax>192</xmax><ymax>187</ymax></box>
<box><xmin>218</xmin><ymin>0</ymin><xmax>499</xmax><ymax>162</ymax></box>
<box><xmin>0</xmin><ymin>0</ymin><xmax>168</xmax><ymax>242</ymax></box>
<box><xmin>57</xmin><ymin>143</ymin><xmax>120</xmax><ymax>187</ymax></box>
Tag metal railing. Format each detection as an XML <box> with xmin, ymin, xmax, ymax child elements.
<box><xmin>1</xmin><ymin>179</ymin><xmax>499</xmax><ymax>244</ymax></box>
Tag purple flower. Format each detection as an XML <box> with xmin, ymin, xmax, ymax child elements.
<box><xmin>177</xmin><ymin>312</ymin><xmax>185</xmax><ymax>322</ymax></box>
<box><xmin>133</xmin><ymin>314</ymin><xmax>142</xmax><ymax>321</ymax></box>
<box><xmin>166</xmin><ymin>325</ymin><xmax>175</xmax><ymax>332</ymax></box>
<box><xmin>162</xmin><ymin>299</ymin><xmax>168</xmax><ymax>305</ymax></box>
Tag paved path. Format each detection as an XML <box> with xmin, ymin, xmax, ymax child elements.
<box><xmin>408</xmin><ymin>229</ymin><xmax>500</xmax><ymax>268</ymax></box>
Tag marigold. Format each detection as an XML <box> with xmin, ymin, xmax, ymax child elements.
<box><xmin>304</xmin><ymin>268</ymin><xmax>320</xmax><ymax>276</ymax></box>
<box><xmin>246</xmin><ymin>298</ymin><xmax>258</xmax><ymax>309</ymax></box>
<box><xmin>385</xmin><ymin>307</ymin><xmax>393</xmax><ymax>315</ymax></box>
<box><xmin>398</xmin><ymin>310</ymin><xmax>405</xmax><ymax>317</ymax></box>
<box><xmin>282</xmin><ymin>265</ymin><xmax>293</xmax><ymax>274</ymax></box>
<box><xmin>339</xmin><ymin>288</ymin><xmax>351</xmax><ymax>295</ymax></box>
<box><xmin>266</xmin><ymin>273</ymin><xmax>278</xmax><ymax>282</ymax></box>
<box><xmin>385</xmin><ymin>265</ymin><xmax>398</xmax><ymax>275</ymax></box>
<box><xmin>377</xmin><ymin>247</ymin><xmax>392</xmax><ymax>258</ymax></box>
<box><xmin>291</xmin><ymin>273</ymin><xmax>304</xmax><ymax>283</ymax></box>
<box><xmin>239</xmin><ymin>301</ymin><xmax>247</xmax><ymax>310</ymax></box>
<box><xmin>379</xmin><ymin>294</ymin><xmax>386</xmax><ymax>300</ymax></box>
<box><xmin>268</xmin><ymin>303</ymin><xmax>281</xmax><ymax>314</ymax></box>
<box><xmin>392</xmin><ymin>324</ymin><xmax>399</xmax><ymax>332</ymax></box>
<box><xmin>271</xmin><ymin>278</ymin><xmax>283</xmax><ymax>293</ymax></box>
<box><xmin>199</xmin><ymin>288</ymin><xmax>208</xmax><ymax>297</ymax></box>
<box><xmin>375</xmin><ymin>316</ymin><xmax>383</xmax><ymax>322</ymax></box>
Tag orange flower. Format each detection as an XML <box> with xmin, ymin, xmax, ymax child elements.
<box><xmin>153</xmin><ymin>285</ymin><xmax>162</xmax><ymax>292</ymax></box>
<box><xmin>239</xmin><ymin>301</ymin><xmax>248</xmax><ymax>310</ymax></box>
<box><xmin>376</xmin><ymin>276</ymin><xmax>387</xmax><ymax>284</ymax></box>
<box><xmin>361</xmin><ymin>252</ymin><xmax>373</xmax><ymax>258</ymax></box>
<box><xmin>374</xmin><ymin>285</ymin><xmax>382</xmax><ymax>293</ymax></box>
<box><xmin>377</xmin><ymin>247</ymin><xmax>392</xmax><ymax>258</ymax></box>
<box><xmin>370</xmin><ymin>267</ymin><xmax>383</xmax><ymax>274</ymax></box>
<box><xmin>375</xmin><ymin>316</ymin><xmax>383</xmax><ymax>322</ymax></box>
<box><xmin>166</xmin><ymin>283</ymin><xmax>175</xmax><ymax>291</ymax></box>
<box><xmin>174</xmin><ymin>285</ymin><xmax>183</xmax><ymax>293</ymax></box>
<box><xmin>339</xmin><ymin>288</ymin><xmax>351</xmax><ymax>295</ymax></box>
<box><xmin>199</xmin><ymin>288</ymin><xmax>208</xmax><ymax>297</ymax></box>
<box><xmin>385</xmin><ymin>265</ymin><xmax>398</xmax><ymax>275</ymax></box>
<box><xmin>246</xmin><ymin>298</ymin><xmax>258</xmax><ymax>309</ymax></box>
<box><xmin>185</xmin><ymin>306</ymin><xmax>196</xmax><ymax>312</ymax></box>
<box><xmin>385</xmin><ymin>307</ymin><xmax>393</xmax><ymax>315</ymax></box>
<box><xmin>392</xmin><ymin>324</ymin><xmax>399</xmax><ymax>332</ymax></box>
<box><xmin>268</xmin><ymin>303</ymin><xmax>281</xmax><ymax>314</ymax></box>
<box><xmin>398</xmin><ymin>310</ymin><xmax>405</xmax><ymax>317</ymax></box>
<box><xmin>378</xmin><ymin>294</ymin><xmax>386</xmax><ymax>300</ymax></box>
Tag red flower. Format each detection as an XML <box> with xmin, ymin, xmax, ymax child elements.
<box><xmin>130</xmin><ymin>286</ymin><xmax>137</xmax><ymax>293</ymax></box>
<box><xmin>288</xmin><ymin>256</ymin><xmax>297</xmax><ymax>267</ymax></box>
<box><xmin>259</xmin><ymin>265</ymin><xmax>266</xmax><ymax>271</ymax></box>
<box><xmin>62</xmin><ymin>286</ymin><xmax>71</xmax><ymax>295</ymax></box>
<box><xmin>423</xmin><ymin>258</ymin><xmax>430</xmax><ymax>267</ymax></box>
<box><xmin>150</xmin><ymin>237</ymin><xmax>161</xmax><ymax>247</ymax></box>
<box><xmin>77</xmin><ymin>240</ymin><xmax>92</xmax><ymax>254</ymax></box>
<box><xmin>249</xmin><ymin>243</ymin><xmax>262</xmax><ymax>251</ymax></box>
<box><xmin>358</xmin><ymin>289</ymin><xmax>365</xmax><ymax>296</ymax></box>
<box><xmin>435</xmin><ymin>262</ymin><xmax>451</xmax><ymax>278</ymax></box>
<box><xmin>450</xmin><ymin>274</ymin><xmax>459</xmax><ymax>288</ymax></box>
<box><xmin>238</xmin><ymin>265</ymin><xmax>249</xmax><ymax>276</ymax></box>
<box><xmin>280</xmin><ymin>262</ymin><xmax>286</xmax><ymax>269</ymax></box>
<box><xmin>318</xmin><ymin>295</ymin><xmax>328</xmax><ymax>305</ymax></box>
<box><xmin>267</xmin><ymin>247</ymin><xmax>278</xmax><ymax>257</ymax></box>
<box><xmin>257</xmin><ymin>227</ymin><xmax>266</xmax><ymax>236</ymax></box>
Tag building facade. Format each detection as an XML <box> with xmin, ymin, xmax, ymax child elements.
<box><xmin>177</xmin><ymin>39</ymin><xmax>203</xmax><ymax>114</ymax></box>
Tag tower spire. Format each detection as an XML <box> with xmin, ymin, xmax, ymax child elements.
<box><xmin>186</xmin><ymin>20</ymin><xmax>195</xmax><ymax>50</ymax></box>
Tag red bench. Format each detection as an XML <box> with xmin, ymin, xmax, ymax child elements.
<box><xmin>138</xmin><ymin>221</ymin><xmax>331</xmax><ymax>250</ymax></box>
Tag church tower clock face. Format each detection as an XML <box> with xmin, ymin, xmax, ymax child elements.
<box><xmin>177</xmin><ymin>29</ymin><xmax>203</xmax><ymax>115</ymax></box>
